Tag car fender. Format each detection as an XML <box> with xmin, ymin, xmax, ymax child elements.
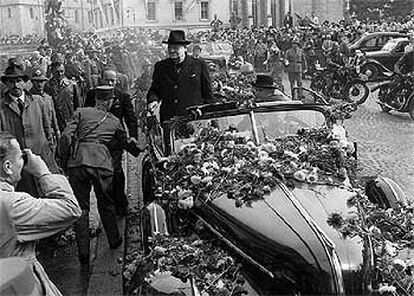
<box><xmin>371</xmin><ymin>81</ymin><xmax>394</xmax><ymax>92</ymax></box>
<box><xmin>361</xmin><ymin>60</ymin><xmax>391</xmax><ymax>73</ymax></box>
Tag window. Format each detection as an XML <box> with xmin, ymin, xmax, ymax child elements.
<box><xmin>75</xmin><ymin>10</ymin><xmax>79</xmax><ymax>23</ymax></box>
<box><xmin>231</xmin><ymin>0</ymin><xmax>238</xmax><ymax>14</ymax></box>
<box><xmin>8</xmin><ymin>8</ymin><xmax>11</xmax><ymax>18</ymax></box>
<box><xmin>174</xmin><ymin>1</ymin><xmax>183</xmax><ymax>20</ymax></box>
<box><xmin>200</xmin><ymin>1</ymin><xmax>209</xmax><ymax>20</ymax></box>
<box><xmin>30</xmin><ymin>7</ymin><xmax>34</xmax><ymax>19</ymax></box>
<box><xmin>147</xmin><ymin>2</ymin><xmax>156</xmax><ymax>20</ymax></box>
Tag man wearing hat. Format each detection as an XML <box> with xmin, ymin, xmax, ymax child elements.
<box><xmin>253</xmin><ymin>74</ymin><xmax>289</xmax><ymax>102</ymax></box>
<box><xmin>0</xmin><ymin>64</ymin><xmax>57</xmax><ymax>196</ymax></box>
<box><xmin>29</xmin><ymin>67</ymin><xmax>60</xmax><ymax>150</ymax></box>
<box><xmin>147</xmin><ymin>30</ymin><xmax>213</xmax><ymax>123</ymax></box>
<box><xmin>284</xmin><ymin>37</ymin><xmax>307</xmax><ymax>98</ymax></box>
<box><xmin>58</xmin><ymin>85</ymin><xmax>142</xmax><ymax>266</ymax></box>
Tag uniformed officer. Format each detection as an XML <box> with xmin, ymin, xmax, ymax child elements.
<box><xmin>29</xmin><ymin>67</ymin><xmax>60</xmax><ymax>149</ymax></box>
<box><xmin>57</xmin><ymin>86</ymin><xmax>141</xmax><ymax>265</ymax></box>
<box><xmin>85</xmin><ymin>68</ymin><xmax>138</xmax><ymax>216</ymax></box>
<box><xmin>285</xmin><ymin>37</ymin><xmax>307</xmax><ymax>98</ymax></box>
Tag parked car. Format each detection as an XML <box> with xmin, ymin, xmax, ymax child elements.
<box><xmin>349</xmin><ymin>32</ymin><xmax>408</xmax><ymax>53</ymax></box>
<box><xmin>360</xmin><ymin>38</ymin><xmax>409</xmax><ymax>80</ymax></box>
<box><xmin>140</xmin><ymin>102</ymin><xmax>408</xmax><ymax>295</ymax></box>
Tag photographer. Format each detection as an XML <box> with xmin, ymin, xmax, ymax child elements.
<box><xmin>0</xmin><ymin>132</ymin><xmax>81</xmax><ymax>295</ymax></box>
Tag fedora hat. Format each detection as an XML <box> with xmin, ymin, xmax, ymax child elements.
<box><xmin>30</xmin><ymin>67</ymin><xmax>48</xmax><ymax>81</ymax></box>
<box><xmin>162</xmin><ymin>30</ymin><xmax>191</xmax><ymax>45</ymax></box>
<box><xmin>1</xmin><ymin>64</ymin><xmax>29</xmax><ymax>84</ymax></box>
<box><xmin>252</xmin><ymin>74</ymin><xmax>277</xmax><ymax>89</ymax></box>
<box><xmin>291</xmin><ymin>37</ymin><xmax>300</xmax><ymax>44</ymax></box>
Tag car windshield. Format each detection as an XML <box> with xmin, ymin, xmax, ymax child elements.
<box><xmin>381</xmin><ymin>40</ymin><xmax>399</xmax><ymax>52</ymax></box>
<box><xmin>172</xmin><ymin>109</ymin><xmax>327</xmax><ymax>153</ymax></box>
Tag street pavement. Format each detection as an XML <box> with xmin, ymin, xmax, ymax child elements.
<box><xmin>284</xmin><ymin>77</ymin><xmax>414</xmax><ymax>199</ymax></box>
<box><xmin>344</xmin><ymin>82</ymin><xmax>414</xmax><ymax>199</ymax></box>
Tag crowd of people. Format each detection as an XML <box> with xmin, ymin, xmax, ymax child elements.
<box><xmin>0</xmin><ymin>10</ymin><xmax>413</xmax><ymax>294</ymax></box>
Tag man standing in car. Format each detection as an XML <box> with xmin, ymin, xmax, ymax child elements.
<box><xmin>147</xmin><ymin>30</ymin><xmax>213</xmax><ymax>124</ymax></box>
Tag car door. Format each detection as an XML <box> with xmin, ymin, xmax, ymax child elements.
<box><xmin>360</xmin><ymin>37</ymin><xmax>378</xmax><ymax>52</ymax></box>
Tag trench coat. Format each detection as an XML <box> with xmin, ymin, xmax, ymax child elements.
<box><xmin>0</xmin><ymin>175</ymin><xmax>81</xmax><ymax>296</ymax></box>
<box><xmin>0</xmin><ymin>91</ymin><xmax>59</xmax><ymax>174</ymax></box>
<box><xmin>147</xmin><ymin>55</ymin><xmax>213</xmax><ymax>123</ymax></box>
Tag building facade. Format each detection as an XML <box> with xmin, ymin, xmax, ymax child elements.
<box><xmin>0</xmin><ymin>0</ymin><xmax>346</xmax><ymax>37</ymax></box>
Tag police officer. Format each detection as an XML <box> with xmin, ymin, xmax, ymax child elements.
<box><xmin>285</xmin><ymin>37</ymin><xmax>307</xmax><ymax>98</ymax></box>
<box><xmin>85</xmin><ymin>68</ymin><xmax>138</xmax><ymax>216</ymax></box>
<box><xmin>58</xmin><ymin>86</ymin><xmax>141</xmax><ymax>265</ymax></box>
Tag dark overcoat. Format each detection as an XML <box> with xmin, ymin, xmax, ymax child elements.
<box><xmin>147</xmin><ymin>55</ymin><xmax>213</xmax><ymax>122</ymax></box>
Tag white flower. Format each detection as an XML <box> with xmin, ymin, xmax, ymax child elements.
<box><xmin>368</xmin><ymin>225</ymin><xmax>382</xmax><ymax>237</ymax></box>
<box><xmin>378</xmin><ymin>283</ymin><xmax>397</xmax><ymax>294</ymax></box>
<box><xmin>294</xmin><ymin>170</ymin><xmax>307</xmax><ymax>182</ymax></box>
<box><xmin>261</xmin><ymin>142</ymin><xmax>277</xmax><ymax>153</ymax></box>
<box><xmin>246</xmin><ymin>141</ymin><xmax>256</xmax><ymax>149</ymax></box>
<box><xmin>190</xmin><ymin>175</ymin><xmax>202</xmax><ymax>185</ymax></box>
<box><xmin>258</xmin><ymin>150</ymin><xmax>269</xmax><ymax>159</ymax></box>
<box><xmin>178</xmin><ymin>196</ymin><xmax>194</xmax><ymax>210</ymax></box>
<box><xmin>384</xmin><ymin>241</ymin><xmax>397</xmax><ymax>257</ymax></box>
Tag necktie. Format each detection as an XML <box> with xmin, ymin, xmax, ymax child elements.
<box><xmin>18</xmin><ymin>99</ymin><xmax>24</xmax><ymax>114</ymax></box>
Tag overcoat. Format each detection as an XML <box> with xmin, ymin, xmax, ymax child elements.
<box><xmin>147</xmin><ymin>55</ymin><xmax>213</xmax><ymax>123</ymax></box>
<box><xmin>0</xmin><ymin>175</ymin><xmax>81</xmax><ymax>296</ymax></box>
<box><xmin>0</xmin><ymin>91</ymin><xmax>58</xmax><ymax>173</ymax></box>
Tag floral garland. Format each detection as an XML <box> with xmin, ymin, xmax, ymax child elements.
<box><xmin>124</xmin><ymin>225</ymin><xmax>248</xmax><ymax>296</ymax></box>
<box><xmin>154</xmin><ymin>125</ymin><xmax>356</xmax><ymax>209</ymax></box>
<box><xmin>327</xmin><ymin>191</ymin><xmax>414</xmax><ymax>295</ymax></box>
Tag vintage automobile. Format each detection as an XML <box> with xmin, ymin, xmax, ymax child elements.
<box><xmin>349</xmin><ymin>32</ymin><xmax>408</xmax><ymax>53</ymax></box>
<box><xmin>360</xmin><ymin>37</ymin><xmax>409</xmax><ymax>80</ymax></box>
<box><xmin>140</xmin><ymin>102</ymin><xmax>407</xmax><ymax>295</ymax></box>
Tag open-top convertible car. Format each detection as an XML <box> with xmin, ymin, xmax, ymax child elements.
<box><xmin>138</xmin><ymin>102</ymin><xmax>408</xmax><ymax>295</ymax></box>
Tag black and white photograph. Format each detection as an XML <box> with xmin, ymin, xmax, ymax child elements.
<box><xmin>0</xmin><ymin>0</ymin><xmax>413</xmax><ymax>295</ymax></box>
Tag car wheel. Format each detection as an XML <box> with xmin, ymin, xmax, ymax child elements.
<box><xmin>347</xmin><ymin>80</ymin><xmax>369</xmax><ymax>104</ymax></box>
<box><xmin>362</xmin><ymin>63</ymin><xmax>379</xmax><ymax>81</ymax></box>
<box><xmin>310</xmin><ymin>76</ymin><xmax>325</xmax><ymax>93</ymax></box>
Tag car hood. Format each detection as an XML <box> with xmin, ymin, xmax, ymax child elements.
<box><xmin>200</xmin><ymin>181</ymin><xmax>364</xmax><ymax>294</ymax></box>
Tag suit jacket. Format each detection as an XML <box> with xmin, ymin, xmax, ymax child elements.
<box><xmin>58</xmin><ymin>106</ymin><xmax>140</xmax><ymax>172</ymax></box>
<box><xmin>85</xmin><ymin>88</ymin><xmax>138</xmax><ymax>138</ymax></box>
<box><xmin>147</xmin><ymin>55</ymin><xmax>214</xmax><ymax>123</ymax></box>
<box><xmin>0</xmin><ymin>175</ymin><xmax>81</xmax><ymax>296</ymax></box>
<box><xmin>0</xmin><ymin>91</ymin><xmax>57</xmax><ymax>173</ymax></box>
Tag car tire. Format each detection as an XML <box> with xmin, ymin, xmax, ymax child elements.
<box><xmin>347</xmin><ymin>80</ymin><xmax>369</xmax><ymax>104</ymax></box>
<box><xmin>362</xmin><ymin>63</ymin><xmax>379</xmax><ymax>81</ymax></box>
<box><xmin>310</xmin><ymin>75</ymin><xmax>325</xmax><ymax>93</ymax></box>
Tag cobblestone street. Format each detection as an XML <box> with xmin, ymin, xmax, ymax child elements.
<box><xmin>344</xmin><ymin>83</ymin><xmax>414</xmax><ymax>199</ymax></box>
